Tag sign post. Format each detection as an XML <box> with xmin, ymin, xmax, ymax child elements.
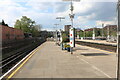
<box><xmin>70</xmin><ymin>27</ymin><xmax>75</xmax><ymax>54</ymax></box>
<box><xmin>63</xmin><ymin>0</ymin><xmax>80</xmax><ymax>54</ymax></box>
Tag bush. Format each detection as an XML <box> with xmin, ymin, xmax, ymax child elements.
<box><xmin>62</xmin><ymin>32</ymin><xmax>69</xmax><ymax>43</ymax></box>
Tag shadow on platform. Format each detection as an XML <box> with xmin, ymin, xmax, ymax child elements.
<box><xmin>73</xmin><ymin>48</ymin><xmax>89</xmax><ymax>51</ymax></box>
<box><xmin>80</xmin><ymin>53</ymin><xmax>109</xmax><ymax>56</ymax></box>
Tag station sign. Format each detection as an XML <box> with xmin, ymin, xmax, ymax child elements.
<box><xmin>69</xmin><ymin>27</ymin><xmax>75</xmax><ymax>47</ymax></box>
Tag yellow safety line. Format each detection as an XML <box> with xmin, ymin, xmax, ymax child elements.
<box><xmin>90</xmin><ymin>47</ymin><xmax>116</xmax><ymax>54</ymax></box>
<box><xmin>6</xmin><ymin>47</ymin><xmax>40</xmax><ymax>80</ymax></box>
<box><xmin>76</xmin><ymin>44</ymin><xmax>116</xmax><ymax>54</ymax></box>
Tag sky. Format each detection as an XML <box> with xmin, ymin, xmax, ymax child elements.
<box><xmin>0</xmin><ymin>0</ymin><xmax>118</xmax><ymax>31</ymax></box>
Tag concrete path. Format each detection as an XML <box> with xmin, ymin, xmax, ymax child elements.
<box><xmin>13</xmin><ymin>41</ymin><xmax>117</xmax><ymax>78</ymax></box>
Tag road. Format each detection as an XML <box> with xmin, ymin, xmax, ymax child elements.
<box><xmin>10</xmin><ymin>41</ymin><xmax>117</xmax><ymax>78</ymax></box>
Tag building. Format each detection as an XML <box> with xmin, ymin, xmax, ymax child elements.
<box><xmin>75</xmin><ymin>28</ymin><xmax>83</xmax><ymax>38</ymax></box>
<box><xmin>84</xmin><ymin>28</ymin><xmax>93</xmax><ymax>32</ymax></box>
<box><xmin>103</xmin><ymin>25</ymin><xmax>117</xmax><ymax>41</ymax></box>
<box><xmin>0</xmin><ymin>25</ymin><xmax>24</xmax><ymax>43</ymax></box>
<box><xmin>84</xmin><ymin>28</ymin><xmax>101</xmax><ymax>37</ymax></box>
<box><xmin>104</xmin><ymin>25</ymin><xmax>117</xmax><ymax>30</ymax></box>
<box><xmin>64</xmin><ymin>25</ymin><xmax>71</xmax><ymax>32</ymax></box>
<box><xmin>103</xmin><ymin>25</ymin><xmax>117</xmax><ymax>36</ymax></box>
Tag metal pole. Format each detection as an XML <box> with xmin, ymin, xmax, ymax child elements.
<box><xmin>54</xmin><ymin>24</ymin><xmax>59</xmax><ymax>45</ymax></box>
<box><xmin>56</xmin><ymin>17</ymin><xmax>65</xmax><ymax>48</ymax></box>
<box><xmin>71</xmin><ymin>0</ymin><xmax>73</xmax><ymax>28</ymax></box>
<box><xmin>102</xmin><ymin>23</ymin><xmax>104</xmax><ymax>38</ymax></box>
<box><xmin>63</xmin><ymin>0</ymin><xmax>80</xmax><ymax>54</ymax></box>
<box><xmin>84</xmin><ymin>30</ymin><xmax>85</xmax><ymax>39</ymax></box>
<box><xmin>107</xmin><ymin>25</ymin><xmax>110</xmax><ymax>41</ymax></box>
<box><xmin>93</xmin><ymin>27</ymin><xmax>95</xmax><ymax>40</ymax></box>
<box><xmin>117</xmin><ymin>0</ymin><xmax>120</xmax><ymax>80</ymax></box>
<box><xmin>70</xmin><ymin>0</ymin><xmax>74</xmax><ymax>54</ymax></box>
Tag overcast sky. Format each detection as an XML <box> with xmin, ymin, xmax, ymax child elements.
<box><xmin>0</xmin><ymin>0</ymin><xmax>118</xmax><ymax>31</ymax></box>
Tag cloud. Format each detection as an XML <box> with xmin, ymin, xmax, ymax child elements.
<box><xmin>96</xmin><ymin>18</ymin><xmax>117</xmax><ymax>26</ymax></box>
<box><xmin>0</xmin><ymin>0</ymin><xmax>28</xmax><ymax>26</ymax></box>
<box><xmin>0</xmin><ymin>0</ymin><xmax>117</xmax><ymax>30</ymax></box>
<box><xmin>72</xmin><ymin>2</ymin><xmax>117</xmax><ymax>29</ymax></box>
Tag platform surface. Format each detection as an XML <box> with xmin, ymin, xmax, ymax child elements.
<box><xmin>12</xmin><ymin>41</ymin><xmax>117</xmax><ymax>78</ymax></box>
<box><xmin>76</xmin><ymin>39</ymin><xmax>117</xmax><ymax>46</ymax></box>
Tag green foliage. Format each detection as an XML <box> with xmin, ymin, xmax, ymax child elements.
<box><xmin>95</xmin><ymin>28</ymin><xmax>101</xmax><ymax>36</ymax></box>
<box><xmin>14</xmin><ymin>16</ymin><xmax>42</xmax><ymax>37</ymax></box>
<box><xmin>102</xmin><ymin>28</ymin><xmax>117</xmax><ymax>37</ymax></box>
<box><xmin>0</xmin><ymin>20</ymin><xmax>9</xmax><ymax>26</ymax></box>
<box><xmin>2</xmin><ymin>20</ymin><xmax>5</xmax><ymax>25</ymax></box>
<box><xmin>85</xmin><ymin>31</ymin><xmax>93</xmax><ymax>37</ymax></box>
<box><xmin>79</xmin><ymin>31</ymin><xmax>84</xmax><ymax>37</ymax></box>
<box><xmin>62</xmin><ymin>32</ymin><xmax>69</xmax><ymax>43</ymax></box>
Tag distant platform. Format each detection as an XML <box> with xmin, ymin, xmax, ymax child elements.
<box><xmin>76</xmin><ymin>39</ymin><xmax>117</xmax><ymax>46</ymax></box>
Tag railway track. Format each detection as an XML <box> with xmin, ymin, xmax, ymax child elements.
<box><xmin>75</xmin><ymin>41</ymin><xmax>117</xmax><ymax>52</ymax></box>
<box><xmin>0</xmin><ymin>39</ymin><xmax>46</xmax><ymax>77</ymax></box>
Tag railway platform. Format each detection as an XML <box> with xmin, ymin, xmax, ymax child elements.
<box><xmin>76</xmin><ymin>39</ymin><xmax>117</xmax><ymax>46</ymax></box>
<box><xmin>4</xmin><ymin>41</ymin><xmax>117</xmax><ymax>79</ymax></box>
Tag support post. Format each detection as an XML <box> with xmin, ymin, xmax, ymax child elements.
<box><xmin>117</xmin><ymin>1</ymin><xmax>120</xmax><ymax>80</ymax></box>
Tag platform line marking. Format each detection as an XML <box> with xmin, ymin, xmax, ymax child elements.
<box><xmin>79</xmin><ymin>58</ymin><xmax>112</xmax><ymax>78</ymax></box>
<box><xmin>90</xmin><ymin>47</ymin><xmax>115</xmax><ymax>54</ymax></box>
<box><xmin>3</xmin><ymin>45</ymin><xmax>41</xmax><ymax>80</ymax></box>
<box><xmin>6</xmin><ymin>47</ymin><xmax>40</xmax><ymax>80</ymax></box>
<box><xmin>0</xmin><ymin>46</ymin><xmax>38</xmax><ymax>80</ymax></box>
<box><xmin>76</xmin><ymin>44</ymin><xmax>116</xmax><ymax>54</ymax></box>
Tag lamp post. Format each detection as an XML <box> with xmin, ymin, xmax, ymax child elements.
<box><xmin>107</xmin><ymin>25</ymin><xmax>110</xmax><ymax>41</ymax></box>
<box><xmin>56</xmin><ymin>17</ymin><xmax>65</xmax><ymax>41</ymax></box>
<box><xmin>54</xmin><ymin>24</ymin><xmax>59</xmax><ymax>44</ymax></box>
<box><xmin>56</xmin><ymin>17</ymin><xmax>65</xmax><ymax>22</ymax></box>
<box><xmin>92</xmin><ymin>27</ymin><xmax>95</xmax><ymax>40</ymax></box>
<box><xmin>56</xmin><ymin>17</ymin><xmax>65</xmax><ymax>49</ymax></box>
<box><xmin>102</xmin><ymin>23</ymin><xmax>104</xmax><ymax>38</ymax></box>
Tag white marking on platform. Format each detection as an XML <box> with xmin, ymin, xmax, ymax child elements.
<box><xmin>79</xmin><ymin>58</ymin><xmax>112</xmax><ymax>78</ymax></box>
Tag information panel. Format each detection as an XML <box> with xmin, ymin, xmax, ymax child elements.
<box><xmin>69</xmin><ymin>27</ymin><xmax>75</xmax><ymax>47</ymax></box>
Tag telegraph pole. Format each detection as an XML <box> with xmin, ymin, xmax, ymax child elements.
<box><xmin>117</xmin><ymin>0</ymin><xmax>120</xmax><ymax>80</ymax></box>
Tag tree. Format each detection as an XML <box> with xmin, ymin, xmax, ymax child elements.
<box><xmin>62</xmin><ymin>31</ymin><xmax>69</xmax><ymax>43</ymax></box>
<box><xmin>0</xmin><ymin>20</ymin><xmax>9</xmax><ymax>26</ymax></box>
<box><xmin>85</xmin><ymin>31</ymin><xmax>92</xmax><ymax>37</ymax></box>
<box><xmin>14</xmin><ymin>16</ymin><xmax>35</xmax><ymax>33</ymax></box>
<box><xmin>31</xmin><ymin>24</ymin><xmax>42</xmax><ymax>37</ymax></box>
<box><xmin>14</xmin><ymin>16</ymin><xmax>42</xmax><ymax>37</ymax></box>
<box><xmin>79</xmin><ymin>31</ymin><xmax>84</xmax><ymax>37</ymax></box>
<box><xmin>2</xmin><ymin>20</ymin><xmax>5</xmax><ymax>25</ymax></box>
